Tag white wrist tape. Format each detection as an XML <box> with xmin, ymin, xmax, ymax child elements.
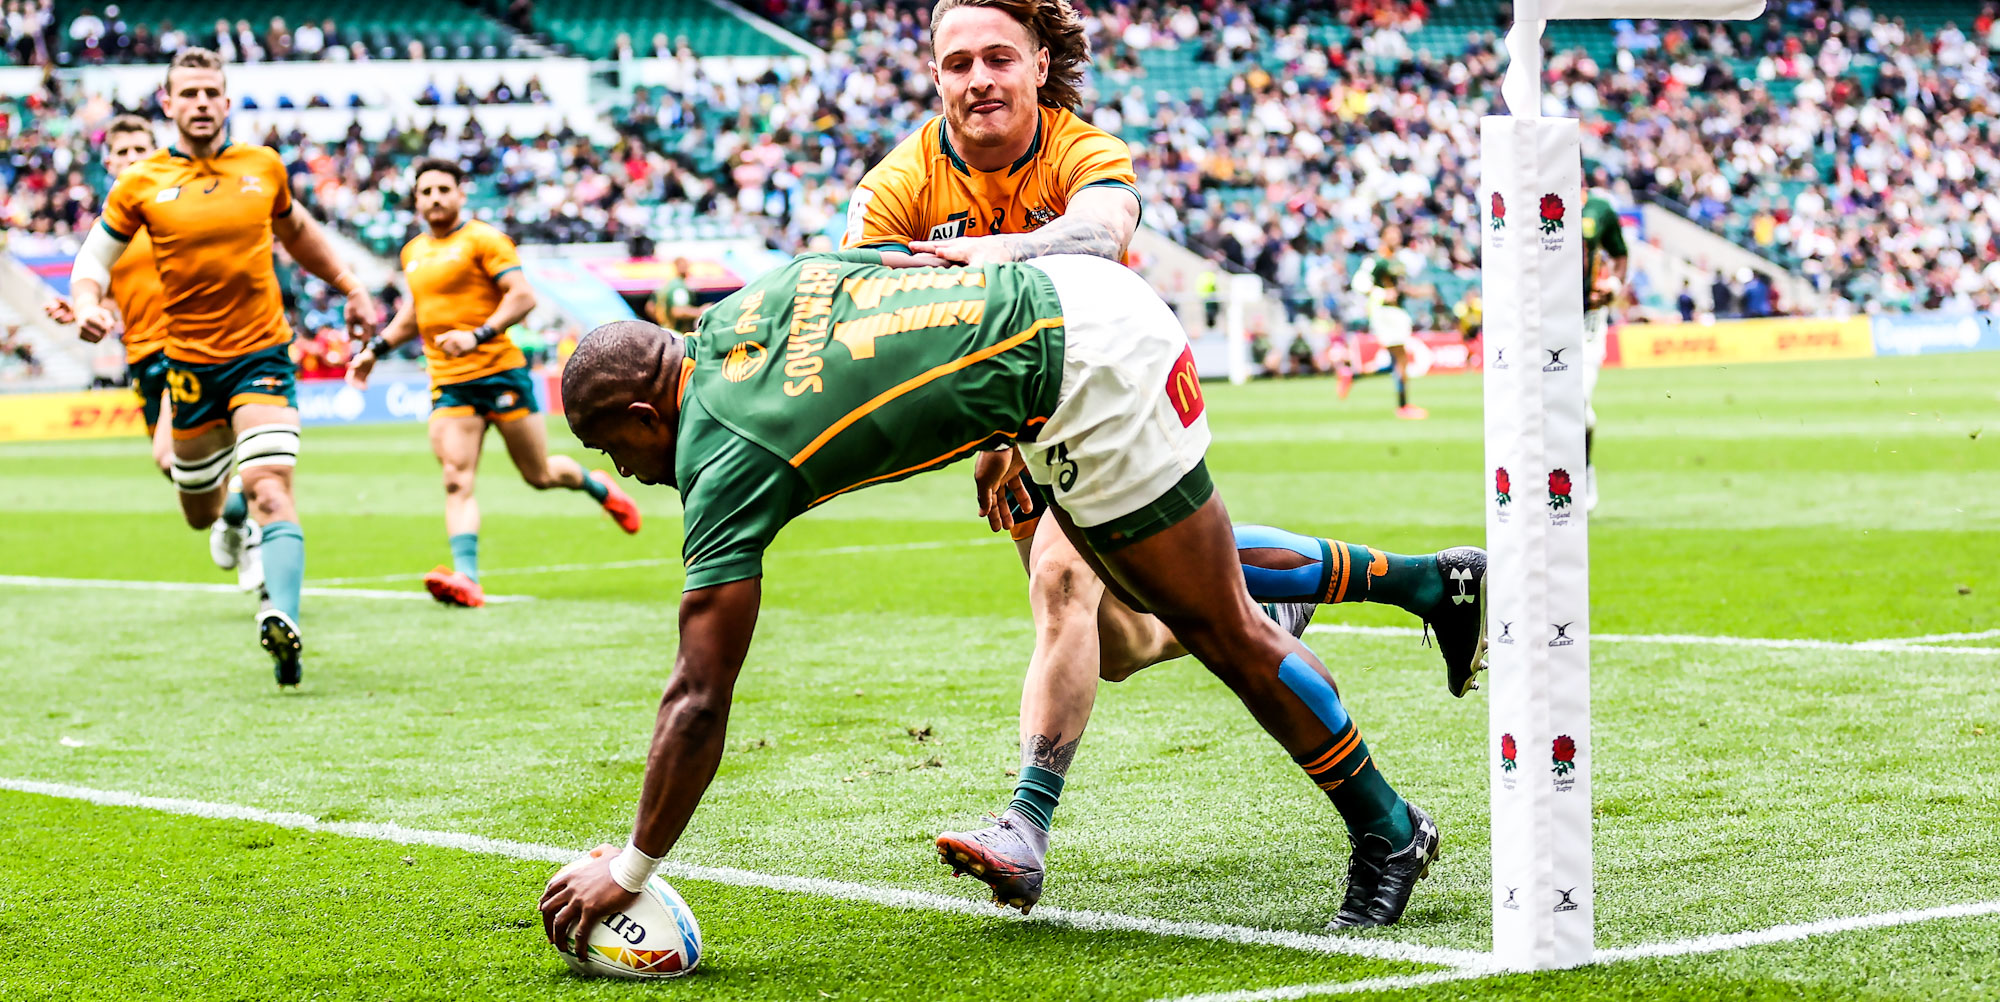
<box><xmin>72</xmin><ymin>222</ymin><xmax>128</xmax><ymax>290</ymax></box>
<box><xmin>610</xmin><ymin>840</ymin><xmax>664</xmax><ymax>893</ymax></box>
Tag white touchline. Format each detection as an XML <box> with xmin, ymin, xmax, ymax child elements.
<box><xmin>1597</xmin><ymin>899</ymin><xmax>2000</xmax><ymax>961</ymax></box>
<box><xmin>308</xmin><ymin>537</ymin><xmax>1013</xmax><ymax>586</ymax></box>
<box><xmin>0</xmin><ymin>777</ymin><xmax>1483</xmax><ymax>970</ymax></box>
<box><xmin>1146</xmin><ymin>969</ymin><xmax>1492</xmax><ymax>1002</ymax></box>
<box><xmin>1150</xmin><ymin>900</ymin><xmax>2000</xmax><ymax>1002</ymax></box>
<box><xmin>1863</xmin><ymin>628</ymin><xmax>2000</xmax><ymax>646</ymax></box>
<box><xmin>0</xmin><ymin>575</ymin><xmax>533</xmax><ymax>604</ymax></box>
<box><xmin>1305</xmin><ymin>623</ymin><xmax>2000</xmax><ymax>656</ymax></box>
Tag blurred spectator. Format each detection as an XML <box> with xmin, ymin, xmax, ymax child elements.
<box><xmin>1</xmin><ymin>318</ymin><xmax>39</xmax><ymax>378</ymax></box>
<box><xmin>293</xmin><ymin>18</ymin><xmax>323</xmax><ymax>59</ymax></box>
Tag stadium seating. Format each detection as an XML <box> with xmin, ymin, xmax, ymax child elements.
<box><xmin>58</xmin><ymin>0</ymin><xmax>526</xmax><ymax>60</ymax></box>
<box><xmin>528</xmin><ymin>0</ymin><xmax>793</xmax><ymax>58</ymax></box>
<box><xmin>16</xmin><ymin>0</ymin><xmax>2000</xmax><ymax>321</ymax></box>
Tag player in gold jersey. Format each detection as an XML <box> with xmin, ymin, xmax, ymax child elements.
<box><xmin>70</xmin><ymin>48</ymin><xmax>378</xmax><ymax>687</ymax></box>
<box><xmin>46</xmin><ymin>115</ymin><xmax>173</xmax><ymax>474</ymax></box>
<box><xmin>846</xmin><ymin>0</ymin><xmax>1140</xmax><ymax>266</ymax></box>
<box><xmin>847</xmin><ymin>0</ymin><xmax>1487</xmax><ymax>915</ymax></box>
<box><xmin>347</xmin><ymin>158</ymin><xmax>641</xmax><ymax>609</ymax></box>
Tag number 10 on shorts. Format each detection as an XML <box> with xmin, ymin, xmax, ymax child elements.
<box><xmin>1166</xmin><ymin>346</ymin><xmax>1204</xmax><ymax>427</ymax></box>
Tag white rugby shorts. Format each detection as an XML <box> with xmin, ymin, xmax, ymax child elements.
<box><xmin>1370</xmin><ymin>304</ymin><xmax>1415</xmax><ymax>348</ymax></box>
<box><xmin>1017</xmin><ymin>255</ymin><xmax>1211</xmax><ymax>529</ymax></box>
<box><xmin>1582</xmin><ymin>307</ymin><xmax>1610</xmax><ymax>423</ymax></box>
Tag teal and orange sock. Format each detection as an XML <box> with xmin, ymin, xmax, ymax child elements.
<box><xmin>222</xmin><ymin>489</ymin><xmax>249</xmax><ymax>527</ymax></box>
<box><xmin>1007</xmin><ymin>765</ymin><xmax>1064</xmax><ymax>832</ymax></box>
<box><xmin>1234</xmin><ymin>525</ymin><xmax>1440</xmax><ymax>614</ymax></box>
<box><xmin>578</xmin><ymin>472</ymin><xmax>610</xmax><ymax>504</ymax></box>
<box><xmin>449</xmin><ymin>532</ymin><xmax>479</xmax><ymax>581</ymax></box>
<box><xmin>1276</xmin><ymin>653</ymin><xmax>1413</xmax><ymax>846</ymax></box>
<box><xmin>261</xmin><ymin>520</ymin><xmax>305</xmax><ymax>620</ymax></box>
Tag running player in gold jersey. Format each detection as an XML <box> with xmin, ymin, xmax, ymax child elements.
<box><xmin>46</xmin><ymin>114</ymin><xmax>173</xmax><ymax>474</ymax></box>
<box><xmin>347</xmin><ymin>158</ymin><xmax>641</xmax><ymax>608</ymax></box>
<box><xmin>70</xmin><ymin>48</ymin><xmax>378</xmax><ymax>687</ymax></box>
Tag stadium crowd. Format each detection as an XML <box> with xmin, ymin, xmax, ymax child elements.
<box><xmin>4</xmin><ymin>0</ymin><xmax>2000</xmax><ymax>330</ymax></box>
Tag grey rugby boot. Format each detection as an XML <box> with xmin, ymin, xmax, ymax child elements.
<box><xmin>1423</xmin><ymin>546</ymin><xmax>1488</xmax><ymax>697</ymax></box>
<box><xmin>1328</xmin><ymin>801</ymin><xmax>1442</xmax><ymax>929</ymax></box>
<box><xmin>936</xmin><ymin>808</ymin><xmax>1050</xmax><ymax>913</ymax></box>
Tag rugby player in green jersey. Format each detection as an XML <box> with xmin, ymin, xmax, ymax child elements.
<box><xmin>1580</xmin><ymin>183</ymin><xmax>1629</xmax><ymax>512</ymax></box>
<box><xmin>540</xmin><ymin>249</ymin><xmax>1468</xmax><ymax>953</ymax></box>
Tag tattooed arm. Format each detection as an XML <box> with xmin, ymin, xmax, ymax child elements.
<box><xmin>911</xmin><ymin>186</ymin><xmax>1142</xmax><ymax>266</ymax></box>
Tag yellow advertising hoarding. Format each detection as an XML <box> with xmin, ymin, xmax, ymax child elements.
<box><xmin>0</xmin><ymin>389</ymin><xmax>147</xmax><ymax>442</ymax></box>
<box><xmin>1618</xmin><ymin>316</ymin><xmax>1874</xmax><ymax>369</ymax></box>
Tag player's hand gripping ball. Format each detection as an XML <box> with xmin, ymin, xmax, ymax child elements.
<box><xmin>544</xmin><ymin>848</ymin><xmax>703</xmax><ymax>979</ymax></box>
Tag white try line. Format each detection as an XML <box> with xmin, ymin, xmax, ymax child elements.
<box><xmin>309</xmin><ymin>537</ymin><xmax>1013</xmax><ymax>586</ymax></box>
<box><xmin>0</xmin><ymin>575</ymin><xmax>533</xmax><ymax>604</ymax></box>
<box><xmin>1152</xmin><ymin>899</ymin><xmax>2000</xmax><ymax>1002</ymax></box>
<box><xmin>0</xmin><ymin>777</ymin><xmax>1484</xmax><ymax>970</ymax></box>
<box><xmin>1305</xmin><ymin>623</ymin><xmax>2000</xmax><ymax>656</ymax></box>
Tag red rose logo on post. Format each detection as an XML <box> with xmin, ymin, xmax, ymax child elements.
<box><xmin>1491</xmin><ymin>192</ymin><xmax>1506</xmax><ymax>230</ymax></box>
<box><xmin>1548</xmin><ymin>468</ymin><xmax>1573</xmax><ymax>510</ymax></box>
<box><xmin>1501</xmin><ymin>733</ymin><xmax>1518</xmax><ymax>771</ymax></box>
<box><xmin>1539</xmin><ymin>193</ymin><xmax>1565</xmax><ymax>234</ymax></box>
<box><xmin>1495</xmin><ymin>467</ymin><xmax>1512</xmax><ymax>507</ymax></box>
<box><xmin>1552</xmin><ymin>734</ymin><xmax>1578</xmax><ymax>791</ymax></box>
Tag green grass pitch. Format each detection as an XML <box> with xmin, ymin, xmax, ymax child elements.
<box><xmin>1</xmin><ymin>353</ymin><xmax>1996</xmax><ymax>1001</ymax></box>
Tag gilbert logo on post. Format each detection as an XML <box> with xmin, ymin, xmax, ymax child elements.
<box><xmin>1164</xmin><ymin>346</ymin><xmax>1204</xmax><ymax>427</ymax></box>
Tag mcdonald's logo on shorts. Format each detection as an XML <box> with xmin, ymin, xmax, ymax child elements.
<box><xmin>1165</xmin><ymin>345</ymin><xmax>1204</xmax><ymax>427</ymax></box>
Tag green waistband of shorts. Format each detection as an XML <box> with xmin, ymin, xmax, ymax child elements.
<box><xmin>1080</xmin><ymin>460</ymin><xmax>1214</xmax><ymax>553</ymax></box>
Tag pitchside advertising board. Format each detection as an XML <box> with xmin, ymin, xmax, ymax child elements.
<box><xmin>0</xmin><ymin>371</ymin><xmax>563</xmax><ymax>442</ymax></box>
<box><xmin>1617</xmin><ymin>315</ymin><xmax>1873</xmax><ymax>368</ymax></box>
<box><xmin>295</xmin><ymin>372</ymin><xmax>560</xmax><ymax>425</ymax></box>
<box><xmin>1870</xmin><ymin>311</ymin><xmax>2000</xmax><ymax>357</ymax></box>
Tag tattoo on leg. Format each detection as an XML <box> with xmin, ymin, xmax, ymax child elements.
<box><xmin>1024</xmin><ymin>732</ymin><xmax>1081</xmax><ymax>776</ymax></box>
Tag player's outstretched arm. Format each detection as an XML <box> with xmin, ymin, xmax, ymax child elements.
<box><xmin>437</xmin><ymin>270</ymin><xmax>540</xmax><ymax>359</ymax></box>
<box><xmin>68</xmin><ymin>222</ymin><xmax>132</xmax><ymax>342</ymax></box>
<box><xmin>539</xmin><ymin>576</ymin><xmax>763</xmax><ymax>960</ymax></box>
<box><xmin>347</xmin><ymin>301</ymin><xmax>420</xmax><ymax>388</ymax></box>
<box><xmin>913</xmin><ymin>186</ymin><xmax>1141</xmax><ymax>265</ymax></box>
<box><xmin>872</xmin><ymin>249</ymin><xmax>953</xmax><ymax>269</ymax></box>
<box><xmin>273</xmin><ymin>203</ymin><xmax>377</xmax><ymax>340</ymax></box>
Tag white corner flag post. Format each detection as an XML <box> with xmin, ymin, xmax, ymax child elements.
<box><xmin>1479</xmin><ymin>0</ymin><xmax>1765</xmax><ymax>972</ymax></box>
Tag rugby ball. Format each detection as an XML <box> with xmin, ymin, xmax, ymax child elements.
<box><xmin>551</xmin><ymin>858</ymin><xmax>703</xmax><ymax>979</ymax></box>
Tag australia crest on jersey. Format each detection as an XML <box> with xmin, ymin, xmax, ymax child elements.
<box><xmin>1025</xmin><ymin>205</ymin><xmax>1058</xmax><ymax>228</ymax></box>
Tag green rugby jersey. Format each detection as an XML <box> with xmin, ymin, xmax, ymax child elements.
<box><xmin>1581</xmin><ymin>195</ymin><xmax>1628</xmax><ymax>303</ymax></box>
<box><xmin>674</xmin><ymin>249</ymin><xmax>1067</xmax><ymax>590</ymax></box>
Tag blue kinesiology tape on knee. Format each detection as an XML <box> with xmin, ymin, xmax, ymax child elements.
<box><xmin>1234</xmin><ymin>524</ymin><xmax>1329</xmax><ymax>603</ymax></box>
<box><xmin>1277</xmin><ymin>652</ymin><xmax>1350</xmax><ymax>734</ymax></box>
